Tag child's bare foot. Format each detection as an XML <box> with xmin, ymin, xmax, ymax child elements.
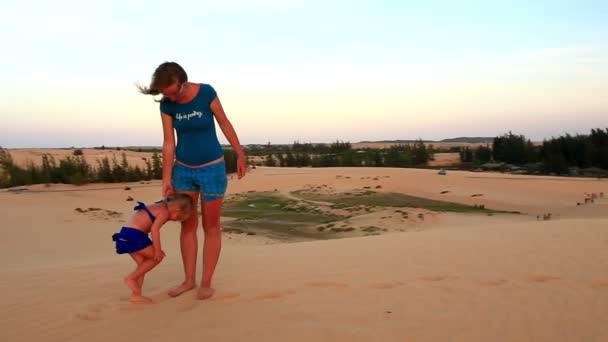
<box><xmin>196</xmin><ymin>287</ymin><xmax>215</xmax><ymax>300</ymax></box>
<box><xmin>130</xmin><ymin>295</ymin><xmax>153</xmax><ymax>304</ymax></box>
<box><xmin>124</xmin><ymin>277</ymin><xmax>141</xmax><ymax>295</ymax></box>
<box><xmin>168</xmin><ymin>282</ymin><xmax>196</xmax><ymax>297</ymax></box>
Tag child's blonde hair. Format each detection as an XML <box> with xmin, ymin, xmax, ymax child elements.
<box><xmin>165</xmin><ymin>194</ymin><xmax>193</xmax><ymax>214</ymax></box>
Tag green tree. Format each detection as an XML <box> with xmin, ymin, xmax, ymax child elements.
<box><xmin>277</xmin><ymin>153</ymin><xmax>285</xmax><ymax>167</ymax></box>
<box><xmin>295</xmin><ymin>152</ymin><xmax>312</xmax><ymax>167</ymax></box>
<box><xmin>285</xmin><ymin>151</ymin><xmax>296</xmax><ymax>167</ymax></box>
<box><xmin>412</xmin><ymin>140</ymin><xmax>429</xmax><ymax>165</ymax></box>
<box><xmin>97</xmin><ymin>157</ymin><xmax>113</xmax><ymax>183</ymax></box>
<box><xmin>340</xmin><ymin>151</ymin><xmax>356</xmax><ymax>167</ymax></box>
<box><xmin>373</xmin><ymin>151</ymin><xmax>384</xmax><ymax>167</ymax></box>
<box><xmin>151</xmin><ymin>153</ymin><xmax>162</xmax><ymax>179</ymax></box>
<box><xmin>493</xmin><ymin>132</ymin><xmax>531</xmax><ymax>164</ymax></box>
<box><xmin>111</xmin><ymin>155</ymin><xmax>126</xmax><ymax>182</ymax></box>
<box><xmin>474</xmin><ymin>145</ymin><xmax>492</xmax><ymax>163</ymax></box>
<box><xmin>265</xmin><ymin>153</ymin><xmax>276</xmax><ymax>167</ymax></box>
<box><xmin>40</xmin><ymin>154</ymin><xmax>56</xmax><ymax>183</ymax></box>
<box><xmin>223</xmin><ymin>149</ymin><xmax>238</xmax><ymax>174</ymax></box>
<box><xmin>460</xmin><ymin>147</ymin><xmax>474</xmax><ymax>163</ymax></box>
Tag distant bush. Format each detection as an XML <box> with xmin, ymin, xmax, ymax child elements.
<box><xmin>0</xmin><ymin>148</ymin><xmax>239</xmax><ymax>188</ymax></box>
<box><xmin>247</xmin><ymin>139</ymin><xmax>433</xmax><ymax>168</ymax></box>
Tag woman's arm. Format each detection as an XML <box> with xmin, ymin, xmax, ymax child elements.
<box><xmin>161</xmin><ymin>113</ymin><xmax>176</xmax><ymax>196</ymax></box>
<box><xmin>210</xmin><ymin>97</ymin><xmax>247</xmax><ymax>179</ymax></box>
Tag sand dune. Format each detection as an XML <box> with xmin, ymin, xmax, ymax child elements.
<box><xmin>1</xmin><ymin>166</ymin><xmax>607</xmax><ymax>341</ymax></box>
<box><xmin>6</xmin><ymin>148</ymin><xmax>158</xmax><ymax>169</ymax></box>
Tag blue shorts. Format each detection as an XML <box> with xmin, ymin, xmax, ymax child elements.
<box><xmin>172</xmin><ymin>160</ymin><xmax>228</xmax><ymax>202</ymax></box>
<box><xmin>112</xmin><ymin>227</ymin><xmax>152</xmax><ymax>254</ymax></box>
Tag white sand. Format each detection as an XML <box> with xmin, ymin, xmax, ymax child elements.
<box><xmin>1</xmin><ymin>163</ymin><xmax>607</xmax><ymax>342</ymax></box>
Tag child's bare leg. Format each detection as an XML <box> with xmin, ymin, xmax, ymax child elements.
<box><xmin>125</xmin><ymin>260</ymin><xmax>158</xmax><ymax>303</ymax></box>
<box><xmin>129</xmin><ymin>253</ymin><xmax>147</xmax><ymax>290</ymax></box>
<box><xmin>125</xmin><ymin>247</ymin><xmax>159</xmax><ymax>303</ymax></box>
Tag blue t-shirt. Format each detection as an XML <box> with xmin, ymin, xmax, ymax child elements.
<box><xmin>160</xmin><ymin>84</ymin><xmax>224</xmax><ymax>165</ymax></box>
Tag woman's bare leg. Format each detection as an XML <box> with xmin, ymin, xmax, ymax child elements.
<box><xmin>197</xmin><ymin>197</ymin><xmax>223</xmax><ymax>300</ymax></box>
<box><xmin>168</xmin><ymin>191</ymin><xmax>200</xmax><ymax>297</ymax></box>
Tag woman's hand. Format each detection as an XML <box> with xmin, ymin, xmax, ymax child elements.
<box><xmin>237</xmin><ymin>155</ymin><xmax>247</xmax><ymax>179</ymax></box>
<box><xmin>162</xmin><ymin>180</ymin><xmax>174</xmax><ymax>197</ymax></box>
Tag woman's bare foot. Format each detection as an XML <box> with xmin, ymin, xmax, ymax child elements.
<box><xmin>197</xmin><ymin>287</ymin><xmax>215</xmax><ymax>300</ymax></box>
<box><xmin>130</xmin><ymin>295</ymin><xmax>153</xmax><ymax>304</ymax></box>
<box><xmin>168</xmin><ymin>282</ymin><xmax>196</xmax><ymax>297</ymax></box>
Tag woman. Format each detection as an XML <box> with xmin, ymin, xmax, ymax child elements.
<box><xmin>138</xmin><ymin>62</ymin><xmax>246</xmax><ymax>300</ymax></box>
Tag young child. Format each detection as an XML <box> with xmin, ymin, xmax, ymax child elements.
<box><xmin>112</xmin><ymin>194</ymin><xmax>193</xmax><ymax>303</ymax></box>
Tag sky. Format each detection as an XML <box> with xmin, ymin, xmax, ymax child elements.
<box><xmin>0</xmin><ymin>0</ymin><xmax>607</xmax><ymax>147</ymax></box>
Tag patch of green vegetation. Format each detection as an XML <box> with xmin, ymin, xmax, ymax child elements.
<box><xmin>75</xmin><ymin>207</ymin><xmax>104</xmax><ymax>213</ymax></box>
<box><xmin>330</xmin><ymin>227</ymin><xmax>355</xmax><ymax>233</ymax></box>
<box><xmin>224</xmin><ymin>219</ymin><xmax>331</xmax><ymax>240</ymax></box>
<box><xmin>222</xmin><ymin>192</ymin><xmax>345</xmax><ymax>240</ymax></box>
<box><xmin>223</xmin><ymin>228</ymin><xmax>245</xmax><ymax>234</ymax></box>
<box><xmin>292</xmin><ymin>191</ymin><xmax>516</xmax><ymax>214</ymax></box>
<box><xmin>105</xmin><ymin>210</ymin><xmax>122</xmax><ymax>217</ymax></box>
<box><xmin>74</xmin><ymin>207</ymin><xmax>122</xmax><ymax>217</ymax></box>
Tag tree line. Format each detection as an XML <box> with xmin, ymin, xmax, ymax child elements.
<box><xmin>459</xmin><ymin>128</ymin><xmax>608</xmax><ymax>174</ymax></box>
<box><xmin>0</xmin><ymin>149</ymin><xmax>239</xmax><ymax>188</ymax></box>
<box><xmin>3</xmin><ymin>128</ymin><xmax>604</xmax><ymax>187</ymax></box>
<box><xmin>260</xmin><ymin>140</ymin><xmax>433</xmax><ymax>168</ymax></box>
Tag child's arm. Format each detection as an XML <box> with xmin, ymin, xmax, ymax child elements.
<box><xmin>150</xmin><ymin>212</ymin><xmax>169</xmax><ymax>262</ymax></box>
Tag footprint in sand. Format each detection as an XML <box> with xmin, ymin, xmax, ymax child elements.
<box><xmin>280</xmin><ymin>312</ymin><xmax>320</xmax><ymax>320</ymax></box>
<box><xmin>526</xmin><ymin>275</ymin><xmax>561</xmax><ymax>283</ymax></box>
<box><xmin>79</xmin><ymin>290</ymin><xmax>177</xmax><ymax>318</ymax></box>
<box><xmin>175</xmin><ymin>292</ymin><xmax>243</xmax><ymax>312</ymax></box>
<box><xmin>114</xmin><ymin>292</ymin><xmax>170</xmax><ymax>311</ymax></box>
<box><xmin>368</xmin><ymin>282</ymin><xmax>404</xmax><ymax>289</ymax></box>
<box><xmin>211</xmin><ymin>291</ymin><xmax>241</xmax><ymax>301</ymax></box>
<box><xmin>419</xmin><ymin>276</ymin><xmax>450</xmax><ymax>282</ymax></box>
<box><xmin>176</xmin><ymin>301</ymin><xmax>199</xmax><ymax>312</ymax></box>
<box><xmin>76</xmin><ymin>303</ymin><xmax>109</xmax><ymax>321</ymax></box>
<box><xmin>590</xmin><ymin>280</ymin><xmax>608</xmax><ymax>289</ymax></box>
<box><xmin>252</xmin><ymin>289</ymin><xmax>296</xmax><ymax>301</ymax></box>
<box><xmin>305</xmin><ymin>281</ymin><xmax>349</xmax><ymax>289</ymax></box>
<box><xmin>479</xmin><ymin>279</ymin><xmax>508</xmax><ymax>287</ymax></box>
<box><xmin>117</xmin><ymin>302</ymin><xmax>155</xmax><ymax>311</ymax></box>
<box><xmin>76</xmin><ymin>312</ymin><xmax>103</xmax><ymax>321</ymax></box>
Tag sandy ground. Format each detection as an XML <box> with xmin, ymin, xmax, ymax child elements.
<box><xmin>427</xmin><ymin>152</ymin><xmax>461</xmax><ymax>167</ymax></box>
<box><xmin>1</xmin><ymin>166</ymin><xmax>607</xmax><ymax>342</ymax></box>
